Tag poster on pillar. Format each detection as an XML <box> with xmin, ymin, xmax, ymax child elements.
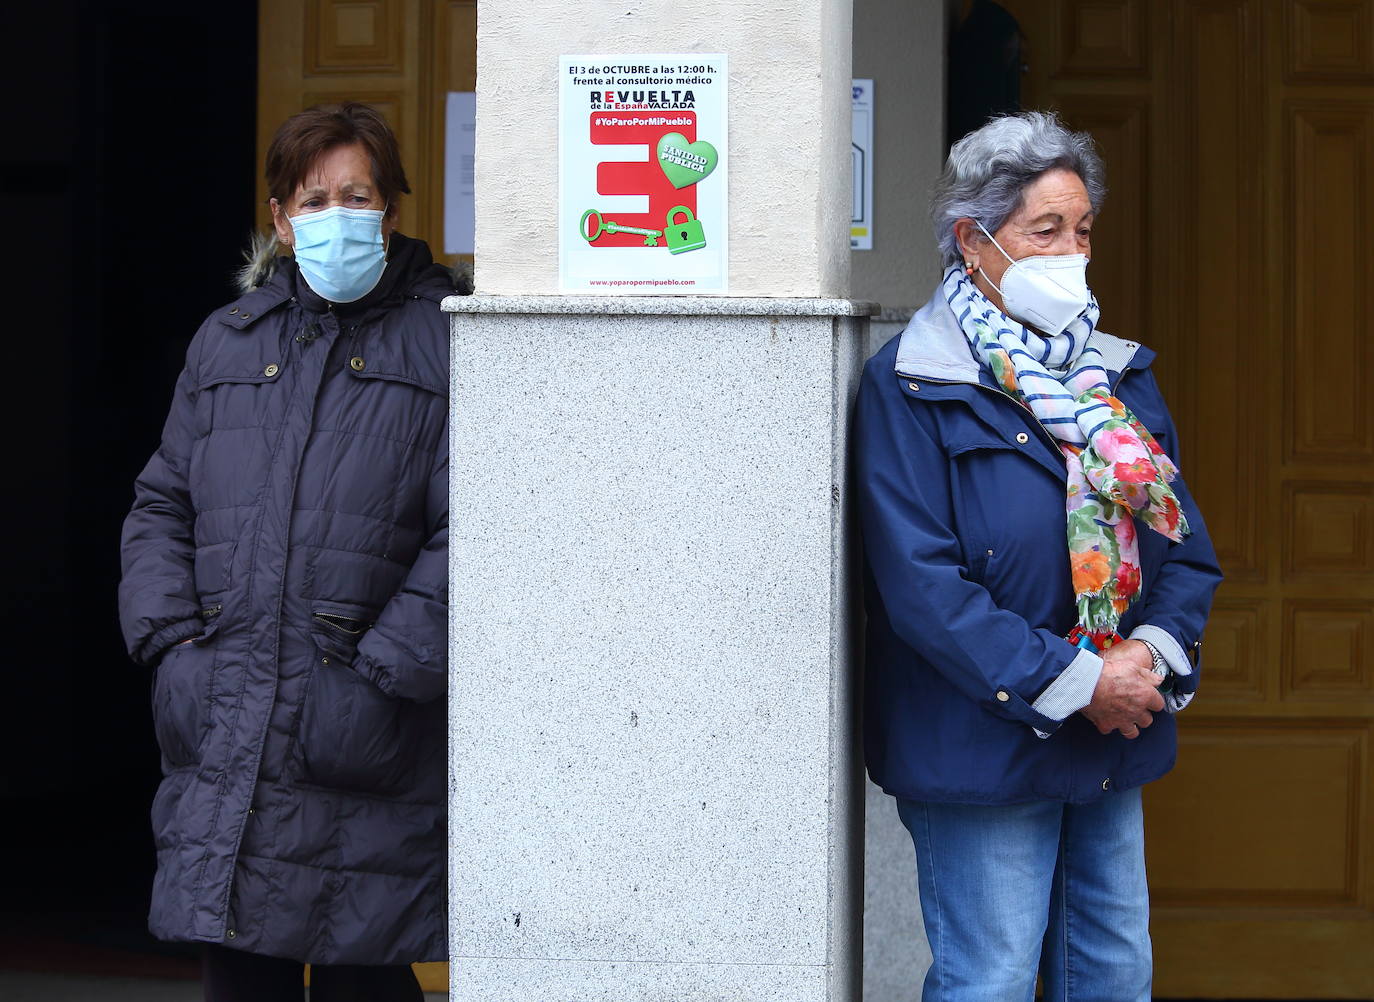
<box><xmin>559</xmin><ymin>54</ymin><xmax>728</xmax><ymax>294</ymax></box>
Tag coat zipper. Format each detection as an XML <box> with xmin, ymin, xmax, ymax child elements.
<box><xmin>910</xmin><ymin>374</ymin><xmax>1065</xmax><ymax>454</ymax></box>
<box><xmin>912</xmin><ymin>361</ymin><xmax>1140</xmax><ymax>457</ymax></box>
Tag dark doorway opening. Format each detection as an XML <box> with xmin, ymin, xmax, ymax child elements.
<box><xmin>1</xmin><ymin>0</ymin><xmax>257</xmax><ymax>981</ymax></box>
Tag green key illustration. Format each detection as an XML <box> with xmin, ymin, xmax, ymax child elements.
<box><xmin>664</xmin><ymin>206</ymin><xmax>707</xmax><ymax>255</ymax></box>
<box><xmin>580</xmin><ymin>209</ymin><xmax>662</xmax><ymax>247</ymax></box>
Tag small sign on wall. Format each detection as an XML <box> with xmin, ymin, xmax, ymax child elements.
<box><xmin>444</xmin><ymin>91</ymin><xmax>476</xmax><ymax>255</ymax></box>
<box><xmin>851</xmin><ymin>79</ymin><xmax>874</xmax><ymax>251</ymax></box>
<box><xmin>559</xmin><ymin>54</ymin><xmax>728</xmax><ymax>294</ymax></box>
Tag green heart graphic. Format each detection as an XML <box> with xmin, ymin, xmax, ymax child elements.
<box><xmin>656</xmin><ymin>132</ymin><xmax>718</xmax><ymax>189</ymax></box>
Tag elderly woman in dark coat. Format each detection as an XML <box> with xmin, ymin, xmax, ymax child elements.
<box><xmin>855</xmin><ymin>112</ymin><xmax>1222</xmax><ymax>1000</ymax></box>
<box><xmin>120</xmin><ymin>103</ymin><xmax>453</xmax><ymax>1001</ymax></box>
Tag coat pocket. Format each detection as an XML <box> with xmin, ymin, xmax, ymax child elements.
<box><xmin>151</xmin><ymin>643</ymin><xmax>213</xmax><ymax>768</ymax></box>
<box><xmin>297</xmin><ymin>604</ymin><xmax>417</xmax><ymax>795</ymax></box>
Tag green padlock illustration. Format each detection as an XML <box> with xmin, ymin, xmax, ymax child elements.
<box><xmin>664</xmin><ymin>205</ymin><xmax>707</xmax><ymax>255</ymax></box>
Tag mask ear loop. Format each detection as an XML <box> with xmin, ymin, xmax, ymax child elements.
<box><xmin>972</xmin><ymin>220</ymin><xmax>1013</xmax><ymax>298</ymax></box>
<box><xmin>378</xmin><ymin>202</ymin><xmax>392</xmax><ymax>257</ymax></box>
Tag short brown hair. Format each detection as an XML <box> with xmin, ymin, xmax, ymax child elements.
<box><xmin>265</xmin><ymin>102</ymin><xmax>411</xmax><ymax>213</ymax></box>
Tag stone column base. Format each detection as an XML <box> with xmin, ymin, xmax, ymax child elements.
<box><xmin>445</xmin><ymin>296</ymin><xmax>873</xmax><ymax>1001</ymax></box>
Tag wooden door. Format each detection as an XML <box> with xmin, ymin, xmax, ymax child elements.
<box><xmin>996</xmin><ymin>1</ymin><xmax>1374</xmax><ymax>996</ymax></box>
<box><xmin>257</xmin><ymin>2</ymin><xmax>477</xmax><ymax>992</ymax></box>
<box><xmin>257</xmin><ymin>0</ymin><xmax>476</xmax><ymax>270</ymax></box>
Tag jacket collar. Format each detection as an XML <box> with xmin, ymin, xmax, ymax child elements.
<box><xmin>217</xmin><ymin>233</ymin><xmax>453</xmax><ymax>332</ymax></box>
<box><xmin>219</xmin><ymin>281</ymin><xmax>293</xmax><ymax>332</ymax></box>
<box><xmin>894</xmin><ymin>288</ymin><xmax>1150</xmax><ymax>383</ymax></box>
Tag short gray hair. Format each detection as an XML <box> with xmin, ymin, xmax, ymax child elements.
<box><xmin>930</xmin><ymin>111</ymin><xmax>1107</xmax><ymax>266</ymax></box>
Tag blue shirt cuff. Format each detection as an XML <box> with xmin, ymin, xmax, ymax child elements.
<box><xmin>1030</xmin><ymin>647</ymin><xmax>1103</xmax><ymax>738</ymax></box>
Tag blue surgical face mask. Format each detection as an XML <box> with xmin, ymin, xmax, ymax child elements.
<box><xmin>289</xmin><ymin>206</ymin><xmax>388</xmax><ymax>304</ymax></box>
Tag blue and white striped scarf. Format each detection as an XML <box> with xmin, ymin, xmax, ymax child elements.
<box><xmin>942</xmin><ymin>264</ymin><xmax>1113</xmax><ymax>442</ymax></box>
<box><xmin>941</xmin><ymin>265</ymin><xmax>1189</xmax><ymax>636</ymax></box>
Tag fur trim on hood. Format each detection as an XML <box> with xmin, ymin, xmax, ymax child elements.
<box><xmin>236</xmin><ymin>230</ymin><xmax>281</xmax><ymax>293</ymax></box>
<box><xmin>235</xmin><ymin>230</ymin><xmax>474</xmax><ymax>295</ymax></box>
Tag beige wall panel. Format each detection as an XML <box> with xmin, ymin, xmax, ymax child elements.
<box><xmin>849</xmin><ymin>0</ymin><xmax>945</xmax><ymax>314</ymax></box>
<box><xmin>1286</xmin><ymin>103</ymin><xmax>1373</xmax><ymax>464</ymax></box>
<box><xmin>1286</xmin><ymin>0</ymin><xmax>1374</xmax><ymax>79</ymax></box>
<box><xmin>1285</xmin><ymin>600</ymin><xmax>1374</xmax><ymax>698</ymax></box>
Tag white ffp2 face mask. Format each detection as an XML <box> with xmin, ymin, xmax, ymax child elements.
<box><xmin>976</xmin><ymin>221</ymin><xmax>1089</xmax><ymax>336</ymax></box>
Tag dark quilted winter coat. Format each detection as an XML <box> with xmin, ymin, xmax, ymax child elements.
<box><xmin>119</xmin><ymin>233</ymin><xmax>452</xmax><ymax>964</ymax></box>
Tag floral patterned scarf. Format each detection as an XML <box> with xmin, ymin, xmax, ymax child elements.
<box><xmin>941</xmin><ymin>265</ymin><xmax>1190</xmax><ymax>640</ymax></box>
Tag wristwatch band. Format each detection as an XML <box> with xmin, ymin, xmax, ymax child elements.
<box><xmin>1139</xmin><ymin>639</ymin><xmax>1173</xmax><ymax>690</ymax></box>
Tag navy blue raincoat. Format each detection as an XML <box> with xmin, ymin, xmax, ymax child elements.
<box><xmin>119</xmin><ymin>233</ymin><xmax>452</xmax><ymax>964</ymax></box>
<box><xmin>855</xmin><ymin>291</ymin><xmax>1222</xmax><ymax>805</ymax></box>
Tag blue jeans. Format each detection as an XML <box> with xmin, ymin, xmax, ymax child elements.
<box><xmin>896</xmin><ymin>790</ymin><xmax>1152</xmax><ymax>1002</ymax></box>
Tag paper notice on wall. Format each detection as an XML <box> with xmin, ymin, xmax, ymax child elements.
<box><xmin>559</xmin><ymin>55</ymin><xmax>728</xmax><ymax>294</ymax></box>
<box><xmin>444</xmin><ymin>91</ymin><xmax>476</xmax><ymax>255</ymax></box>
<box><xmin>851</xmin><ymin>80</ymin><xmax>874</xmax><ymax>251</ymax></box>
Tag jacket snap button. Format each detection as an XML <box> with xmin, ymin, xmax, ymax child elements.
<box><xmin>263</xmin><ymin>363</ymin><xmax>279</xmax><ymax>377</ymax></box>
<box><xmin>996</xmin><ymin>690</ymin><xmax>1010</xmax><ymax>702</ymax></box>
<box><xmin>321</xmin><ymin>657</ymin><xmax>330</xmax><ymax>666</ymax></box>
<box><xmin>1015</xmin><ymin>432</ymin><xmax>1029</xmax><ymax>444</ymax></box>
<box><xmin>907</xmin><ymin>381</ymin><xmax>920</xmax><ymax>392</ymax></box>
<box><xmin>228</xmin><ymin>307</ymin><xmax>239</xmax><ymax>315</ymax></box>
<box><xmin>350</xmin><ymin>356</ymin><xmax>365</xmax><ymax>371</ymax></box>
<box><xmin>226</xmin><ymin>929</ymin><xmax>236</xmax><ymax>939</ymax></box>
<box><xmin>241</xmin><ymin>312</ymin><xmax>252</xmax><ymax>320</ymax></box>
<box><xmin>1102</xmin><ymin>778</ymin><xmax>1112</xmax><ymax>791</ymax></box>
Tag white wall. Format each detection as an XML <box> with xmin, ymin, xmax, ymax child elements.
<box><xmin>475</xmin><ymin>0</ymin><xmax>852</xmax><ymax>298</ymax></box>
<box><xmin>852</xmin><ymin>0</ymin><xmax>947</xmax><ymax>343</ymax></box>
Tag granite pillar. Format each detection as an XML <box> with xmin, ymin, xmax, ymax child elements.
<box><xmin>446</xmin><ymin>296</ymin><xmax>871</xmax><ymax>1000</ymax></box>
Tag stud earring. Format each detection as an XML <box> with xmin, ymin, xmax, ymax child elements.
<box><xmin>965</xmin><ymin>261</ymin><xmax>976</xmax><ymax>275</ymax></box>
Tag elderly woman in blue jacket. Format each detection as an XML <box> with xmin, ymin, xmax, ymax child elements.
<box><xmin>854</xmin><ymin>111</ymin><xmax>1222</xmax><ymax>1001</ymax></box>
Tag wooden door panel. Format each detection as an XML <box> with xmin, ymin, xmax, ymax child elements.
<box><xmin>1052</xmin><ymin>95</ymin><xmax>1149</xmax><ymax>346</ymax></box>
<box><xmin>1200</xmin><ymin>597</ymin><xmax>1272</xmax><ymax>701</ymax></box>
<box><xmin>1146</xmin><ymin>719</ymin><xmax>1368</xmax><ymax>908</ymax></box>
<box><xmin>1174</xmin><ymin>0</ymin><xmax>1270</xmax><ymax>583</ymax></box>
<box><xmin>1285</xmin><ymin>599</ymin><xmax>1374</xmax><ymax>698</ymax></box>
<box><xmin>306</xmin><ymin>0</ymin><xmax>406</xmax><ymax>73</ymax></box>
<box><xmin>257</xmin><ymin>0</ymin><xmax>472</xmax><ymax>268</ymax></box>
<box><xmin>1000</xmin><ymin>0</ymin><xmax>1374</xmax><ymax>994</ymax></box>
<box><xmin>1287</xmin><ymin>101</ymin><xmax>1374</xmax><ymax>464</ymax></box>
<box><xmin>1286</xmin><ymin>0</ymin><xmax>1374</xmax><ymax>79</ymax></box>
<box><xmin>1056</xmin><ymin>0</ymin><xmax>1150</xmax><ymax>77</ymax></box>
<box><xmin>1284</xmin><ymin>482</ymin><xmax>1374</xmax><ymax>581</ymax></box>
